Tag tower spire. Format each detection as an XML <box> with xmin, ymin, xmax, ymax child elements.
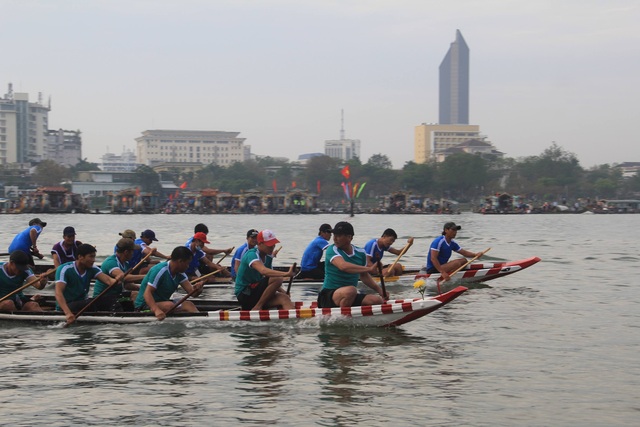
<box><xmin>340</xmin><ymin>109</ymin><xmax>345</xmax><ymax>140</ymax></box>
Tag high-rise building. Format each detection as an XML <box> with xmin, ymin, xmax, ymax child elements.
<box><xmin>439</xmin><ymin>30</ymin><xmax>469</xmax><ymax>125</ymax></box>
<box><xmin>47</xmin><ymin>129</ymin><xmax>82</xmax><ymax>167</ymax></box>
<box><xmin>135</xmin><ymin>129</ymin><xmax>248</xmax><ymax>166</ymax></box>
<box><xmin>0</xmin><ymin>84</ymin><xmax>50</xmax><ymax>164</ymax></box>
<box><xmin>324</xmin><ymin>110</ymin><xmax>361</xmax><ymax>161</ymax></box>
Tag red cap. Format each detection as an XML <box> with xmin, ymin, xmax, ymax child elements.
<box><xmin>193</xmin><ymin>232</ymin><xmax>210</xmax><ymax>244</ymax></box>
<box><xmin>257</xmin><ymin>229</ymin><xmax>280</xmax><ymax>246</ymax></box>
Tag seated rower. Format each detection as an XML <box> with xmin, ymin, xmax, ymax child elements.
<box><xmin>0</xmin><ymin>250</ymin><xmax>48</xmax><ymax>312</ymax></box>
<box><xmin>299</xmin><ymin>223</ymin><xmax>332</xmax><ymax>280</ymax></box>
<box><xmin>186</xmin><ymin>224</ymin><xmax>234</xmax><ymax>276</ymax></box>
<box><xmin>424</xmin><ymin>222</ymin><xmax>482</xmax><ymax>281</ymax></box>
<box><xmin>317</xmin><ymin>222</ymin><xmax>388</xmax><ymax>308</ymax></box>
<box><xmin>131</xmin><ymin>229</ymin><xmax>171</xmax><ymax>275</ymax></box>
<box><xmin>230</xmin><ymin>229</ymin><xmax>259</xmax><ymax>281</ymax></box>
<box><xmin>134</xmin><ymin>246</ymin><xmax>204</xmax><ymax>320</ymax></box>
<box><xmin>185</xmin><ymin>232</ymin><xmax>230</xmax><ymax>283</ymax></box>
<box><xmin>55</xmin><ymin>244</ymin><xmax>124</xmax><ymax>325</ymax></box>
<box><xmin>234</xmin><ymin>230</ymin><xmax>295</xmax><ymax>311</ymax></box>
<box><xmin>51</xmin><ymin>226</ymin><xmax>82</xmax><ymax>268</ymax></box>
<box><xmin>364</xmin><ymin>228</ymin><xmax>414</xmax><ymax>277</ymax></box>
<box><xmin>92</xmin><ymin>238</ymin><xmax>146</xmax><ymax>312</ymax></box>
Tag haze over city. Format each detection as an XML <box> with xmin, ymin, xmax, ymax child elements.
<box><xmin>2</xmin><ymin>0</ymin><xmax>638</xmax><ymax>168</ymax></box>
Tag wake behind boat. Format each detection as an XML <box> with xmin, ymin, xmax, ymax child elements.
<box><xmin>0</xmin><ymin>286</ymin><xmax>466</xmax><ymax>327</ymax></box>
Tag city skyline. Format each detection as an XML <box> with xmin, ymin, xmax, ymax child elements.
<box><xmin>2</xmin><ymin>1</ymin><xmax>638</xmax><ymax>169</ymax></box>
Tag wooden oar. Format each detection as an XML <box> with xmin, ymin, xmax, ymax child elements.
<box><xmin>0</xmin><ymin>252</ymin><xmax>11</xmax><ymax>257</ymax></box>
<box><xmin>376</xmin><ymin>261</ymin><xmax>387</xmax><ymax>301</ymax></box>
<box><xmin>285</xmin><ymin>262</ymin><xmax>297</xmax><ymax>296</ymax></box>
<box><xmin>0</xmin><ymin>267</ymin><xmax>56</xmax><ymax>304</ymax></box>
<box><xmin>165</xmin><ymin>250</ymin><xmax>232</xmax><ymax>316</ymax></box>
<box><xmin>66</xmin><ymin>251</ymin><xmax>154</xmax><ymax>326</ymax></box>
<box><xmin>384</xmin><ymin>238</ymin><xmax>414</xmax><ymax>277</ymax></box>
<box><xmin>439</xmin><ymin>247</ymin><xmax>492</xmax><ymax>284</ymax></box>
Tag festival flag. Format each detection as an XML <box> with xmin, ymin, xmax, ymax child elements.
<box><xmin>291</xmin><ymin>181</ymin><xmax>297</xmax><ymax>188</ymax></box>
<box><xmin>341</xmin><ymin>182</ymin><xmax>350</xmax><ymax>200</ymax></box>
<box><xmin>317</xmin><ymin>180</ymin><xmax>321</xmax><ymax>194</ymax></box>
<box><xmin>272</xmin><ymin>179</ymin><xmax>278</xmax><ymax>193</ymax></box>
<box><xmin>340</xmin><ymin>165</ymin><xmax>350</xmax><ymax>180</ymax></box>
<box><xmin>356</xmin><ymin>182</ymin><xmax>367</xmax><ymax>198</ymax></box>
<box><xmin>352</xmin><ymin>183</ymin><xmax>359</xmax><ymax>199</ymax></box>
<box><xmin>180</xmin><ymin>181</ymin><xmax>187</xmax><ymax>189</ymax></box>
<box><xmin>135</xmin><ymin>187</ymin><xmax>140</xmax><ymax>196</ymax></box>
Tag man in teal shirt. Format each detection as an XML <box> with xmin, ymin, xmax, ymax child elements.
<box><xmin>234</xmin><ymin>229</ymin><xmax>295</xmax><ymax>310</ymax></box>
<box><xmin>317</xmin><ymin>221</ymin><xmax>388</xmax><ymax>308</ymax></box>
<box><xmin>0</xmin><ymin>250</ymin><xmax>48</xmax><ymax>312</ymax></box>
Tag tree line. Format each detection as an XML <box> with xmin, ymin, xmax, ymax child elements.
<box><xmin>16</xmin><ymin>143</ymin><xmax>640</xmax><ymax>203</ymax></box>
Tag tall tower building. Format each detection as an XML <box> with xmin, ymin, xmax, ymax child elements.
<box><xmin>324</xmin><ymin>110</ymin><xmax>361</xmax><ymax>161</ymax></box>
<box><xmin>439</xmin><ymin>30</ymin><xmax>469</xmax><ymax>125</ymax></box>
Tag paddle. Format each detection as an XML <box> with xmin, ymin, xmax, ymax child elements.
<box><xmin>0</xmin><ymin>267</ymin><xmax>56</xmax><ymax>304</ymax></box>
<box><xmin>165</xmin><ymin>250</ymin><xmax>232</xmax><ymax>316</ymax></box>
<box><xmin>66</xmin><ymin>250</ymin><xmax>155</xmax><ymax>326</ymax></box>
<box><xmin>384</xmin><ymin>238</ymin><xmax>414</xmax><ymax>277</ymax></box>
<box><xmin>439</xmin><ymin>247</ymin><xmax>492</xmax><ymax>284</ymax></box>
<box><xmin>0</xmin><ymin>252</ymin><xmax>11</xmax><ymax>257</ymax></box>
<box><xmin>285</xmin><ymin>262</ymin><xmax>297</xmax><ymax>296</ymax></box>
<box><xmin>376</xmin><ymin>261</ymin><xmax>387</xmax><ymax>301</ymax></box>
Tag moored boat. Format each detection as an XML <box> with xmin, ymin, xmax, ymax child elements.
<box><xmin>0</xmin><ymin>286</ymin><xmax>466</xmax><ymax>327</ymax></box>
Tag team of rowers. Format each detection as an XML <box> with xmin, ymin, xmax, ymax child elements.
<box><xmin>0</xmin><ymin>217</ymin><xmax>484</xmax><ymax>323</ymax></box>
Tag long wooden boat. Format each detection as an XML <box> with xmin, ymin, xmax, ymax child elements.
<box><xmin>414</xmin><ymin>257</ymin><xmax>541</xmax><ymax>292</ymax></box>
<box><xmin>0</xmin><ymin>286</ymin><xmax>466</xmax><ymax>327</ymax></box>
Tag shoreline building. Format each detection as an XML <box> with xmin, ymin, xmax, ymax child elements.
<box><xmin>136</xmin><ymin>129</ymin><xmax>249</xmax><ymax>167</ymax></box>
<box><xmin>324</xmin><ymin>110</ymin><xmax>360</xmax><ymax>161</ymax></box>
<box><xmin>100</xmin><ymin>148</ymin><xmax>138</xmax><ymax>172</ymax></box>
<box><xmin>415</xmin><ymin>31</ymin><xmax>500</xmax><ymax>163</ymax></box>
<box><xmin>46</xmin><ymin>129</ymin><xmax>82</xmax><ymax>167</ymax></box>
<box><xmin>0</xmin><ymin>84</ymin><xmax>50</xmax><ymax>164</ymax></box>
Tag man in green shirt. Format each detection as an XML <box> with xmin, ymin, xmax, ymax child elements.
<box><xmin>234</xmin><ymin>229</ymin><xmax>295</xmax><ymax>310</ymax></box>
<box><xmin>317</xmin><ymin>221</ymin><xmax>388</xmax><ymax>308</ymax></box>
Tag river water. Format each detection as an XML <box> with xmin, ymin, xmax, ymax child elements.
<box><xmin>0</xmin><ymin>212</ymin><xmax>638</xmax><ymax>426</ymax></box>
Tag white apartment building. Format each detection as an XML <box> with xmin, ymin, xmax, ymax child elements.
<box><xmin>415</xmin><ymin>123</ymin><xmax>490</xmax><ymax>163</ymax></box>
<box><xmin>136</xmin><ymin>130</ymin><xmax>248</xmax><ymax>166</ymax></box>
<box><xmin>0</xmin><ymin>85</ymin><xmax>50</xmax><ymax>164</ymax></box>
<box><xmin>324</xmin><ymin>139</ymin><xmax>361</xmax><ymax>161</ymax></box>
<box><xmin>47</xmin><ymin>129</ymin><xmax>82</xmax><ymax>167</ymax></box>
<box><xmin>100</xmin><ymin>148</ymin><xmax>138</xmax><ymax>172</ymax></box>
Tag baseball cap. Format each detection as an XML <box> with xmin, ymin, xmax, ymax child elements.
<box><xmin>115</xmin><ymin>238</ymin><xmax>141</xmax><ymax>252</ymax></box>
<box><xmin>29</xmin><ymin>218</ymin><xmax>47</xmax><ymax>227</ymax></box>
<box><xmin>246</xmin><ymin>229</ymin><xmax>259</xmax><ymax>238</ymax></box>
<box><xmin>319</xmin><ymin>223</ymin><xmax>332</xmax><ymax>233</ymax></box>
<box><xmin>443</xmin><ymin>222</ymin><xmax>462</xmax><ymax>231</ymax></box>
<box><xmin>257</xmin><ymin>229</ymin><xmax>280</xmax><ymax>246</ymax></box>
<box><xmin>9</xmin><ymin>250</ymin><xmax>30</xmax><ymax>271</ymax></box>
<box><xmin>141</xmin><ymin>229</ymin><xmax>158</xmax><ymax>241</ymax></box>
<box><xmin>63</xmin><ymin>226</ymin><xmax>76</xmax><ymax>236</ymax></box>
<box><xmin>193</xmin><ymin>232</ymin><xmax>210</xmax><ymax>244</ymax></box>
<box><xmin>119</xmin><ymin>229</ymin><xmax>136</xmax><ymax>239</ymax></box>
<box><xmin>331</xmin><ymin>221</ymin><xmax>354</xmax><ymax>236</ymax></box>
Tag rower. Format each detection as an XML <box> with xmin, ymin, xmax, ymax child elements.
<box><xmin>185</xmin><ymin>223</ymin><xmax>233</xmax><ymax>276</ymax></box>
<box><xmin>131</xmin><ymin>229</ymin><xmax>171</xmax><ymax>275</ymax></box>
<box><xmin>230</xmin><ymin>229</ymin><xmax>259</xmax><ymax>281</ymax></box>
<box><xmin>134</xmin><ymin>246</ymin><xmax>203</xmax><ymax>320</ymax></box>
<box><xmin>92</xmin><ymin>238</ymin><xmax>146</xmax><ymax>311</ymax></box>
<box><xmin>185</xmin><ymin>232</ymin><xmax>230</xmax><ymax>283</ymax></box>
<box><xmin>423</xmin><ymin>222</ymin><xmax>483</xmax><ymax>281</ymax></box>
<box><xmin>51</xmin><ymin>226</ymin><xmax>82</xmax><ymax>268</ymax></box>
<box><xmin>0</xmin><ymin>250</ymin><xmax>48</xmax><ymax>312</ymax></box>
<box><xmin>55</xmin><ymin>244</ymin><xmax>124</xmax><ymax>325</ymax></box>
<box><xmin>8</xmin><ymin>218</ymin><xmax>47</xmax><ymax>267</ymax></box>
<box><xmin>363</xmin><ymin>229</ymin><xmax>413</xmax><ymax>277</ymax></box>
<box><xmin>299</xmin><ymin>223</ymin><xmax>332</xmax><ymax>280</ymax></box>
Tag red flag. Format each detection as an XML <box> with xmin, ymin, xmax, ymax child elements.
<box><xmin>340</xmin><ymin>165</ymin><xmax>350</xmax><ymax>180</ymax></box>
<box><xmin>135</xmin><ymin>186</ymin><xmax>140</xmax><ymax>196</ymax></box>
<box><xmin>316</xmin><ymin>180</ymin><xmax>321</xmax><ymax>194</ymax></box>
<box><xmin>291</xmin><ymin>181</ymin><xmax>296</xmax><ymax>188</ymax></box>
<box><xmin>180</xmin><ymin>181</ymin><xmax>187</xmax><ymax>189</ymax></box>
<box><xmin>272</xmin><ymin>179</ymin><xmax>277</xmax><ymax>193</ymax></box>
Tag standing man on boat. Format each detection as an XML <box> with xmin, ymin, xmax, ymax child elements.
<box><xmin>130</xmin><ymin>229</ymin><xmax>171</xmax><ymax>275</ymax></box>
<box><xmin>185</xmin><ymin>232</ymin><xmax>230</xmax><ymax>282</ymax></box>
<box><xmin>134</xmin><ymin>246</ymin><xmax>203</xmax><ymax>320</ymax></box>
<box><xmin>234</xmin><ymin>230</ymin><xmax>295</xmax><ymax>311</ymax></box>
<box><xmin>299</xmin><ymin>223</ymin><xmax>332</xmax><ymax>280</ymax></box>
<box><xmin>92</xmin><ymin>238</ymin><xmax>146</xmax><ymax>311</ymax></box>
<box><xmin>230</xmin><ymin>229</ymin><xmax>259</xmax><ymax>280</ymax></box>
<box><xmin>364</xmin><ymin>228</ymin><xmax>414</xmax><ymax>277</ymax></box>
<box><xmin>51</xmin><ymin>226</ymin><xmax>82</xmax><ymax>268</ymax></box>
<box><xmin>55</xmin><ymin>243</ymin><xmax>124</xmax><ymax>324</ymax></box>
<box><xmin>424</xmin><ymin>222</ymin><xmax>482</xmax><ymax>281</ymax></box>
<box><xmin>0</xmin><ymin>250</ymin><xmax>48</xmax><ymax>312</ymax></box>
<box><xmin>317</xmin><ymin>222</ymin><xmax>388</xmax><ymax>308</ymax></box>
<box><xmin>8</xmin><ymin>218</ymin><xmax>47</xmax><ymax>267</ymax></box>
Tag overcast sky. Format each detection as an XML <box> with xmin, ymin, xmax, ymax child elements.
<box><xmin>2</xmin><ymin>0</ymin><xmax>638</xmax><ymax>168</ymax></box>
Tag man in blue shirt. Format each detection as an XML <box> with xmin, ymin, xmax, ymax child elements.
<box><xmin>299</xmin><ymin>223</ymin><xmax>332</xmax><ymax>280</ymax></box>
<box><xmin>425</xmin><ymin>222</ymin><xmax>481</xmax><ymax>281</ymax></box>
<box><xmin>8</xmin><ymin>218</ymin><xmax>47</xmax><ymax>266</ymax></box>
<box><xmin>231</xmin><ymin>229</ymin><xmax>259</xmax><ymax>280</ymax></box>
<box><xmin>364</xmin><ymin>228</ymin><xmax>414</xmax><ymax>277</ymax></box>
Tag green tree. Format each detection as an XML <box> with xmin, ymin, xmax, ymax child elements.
<box><xmin>437</xmin><ymin>153</ymin><xmax>488</xmax><ymax>201</ymax></box>
<box><xmin>132</xmin><ymin>165</ymin><xmax>162</xmax><ymax>193</ymax></box>
<box><xmin>32</xmin><ymin>160</ymin><xmax>71</xmax><ymax>186</ymax></box>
